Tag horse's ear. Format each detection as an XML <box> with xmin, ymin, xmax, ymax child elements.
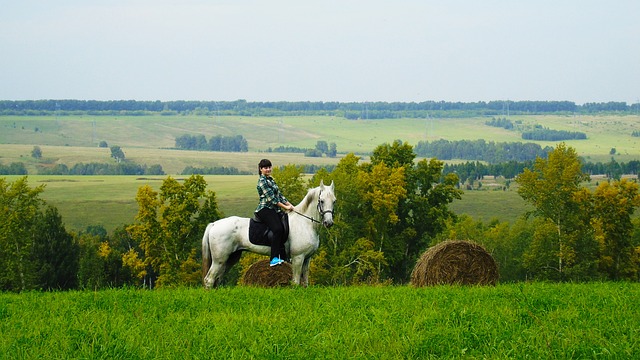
<box><xmin>330</xmin><ymin>180</ymin><xmax>334</xmax><ymax>190</ymax></box>
<box><xmin>320</xmin><ymin>179</ymin><xmax>325</xmax><ymax>188</ymax></box>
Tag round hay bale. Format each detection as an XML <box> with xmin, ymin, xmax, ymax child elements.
<box><xmin>411</xmin><ymin>240</ymin><xmax>499</xmax><ymax>287</ymax></box>
<box><xmin>240</xmin><ymin>259</ymin><xmax>293</xmax><ymax>287</ymax></box>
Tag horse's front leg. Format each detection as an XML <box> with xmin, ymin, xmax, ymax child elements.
<box><xmin>290</xmin><ymin>255</ymin><xmax>305</xmax><ymax>286</ymax></box>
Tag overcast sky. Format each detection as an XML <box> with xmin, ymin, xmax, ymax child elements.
<box><xmin>1</xmin><ymin>0</ymin><xmax>639</xmax><ymax>104</ymax></box>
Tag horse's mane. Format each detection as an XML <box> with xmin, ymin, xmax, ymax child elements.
<box><xmin>296</xmin><ymin>186</ymin><xmax>320</xmax><ymax>214</ymax></box>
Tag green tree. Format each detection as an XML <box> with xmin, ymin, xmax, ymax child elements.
<box><xmin>315</xmin><ymin>140</ymin><xmax>329</xmax><ymax>155</ymax></box>
<box><xmin>371</xmin><ymin>139</ymin><xmax>415</xmax><ymax>168</ymax></box>
<box><xmin>76</xmin><ymin>232</ymin><xmax>106</xmax><ymax>289</ymax></box>
<box><xmin>593</xmin><ymin>179</ymin><xmax>640</xmax><ymax>280</ymax></box>
<box><xmin>328</xmin><ymin>142</ymin><xmax>337</xmax><ymax>157</ymax></box>
<box><xmin>522</xmin><ymin>218</ymin><xmax>562</xmax><ymax>280</ymax></box>
<box><xmin>516</xmin><ymin>143</ymin><xmax>596</xmax><ymax>279</ymax></box>
<box><xmin>341</xmin><ymin>237</ymin><xmax>387</xmax><ymax>284</ymax></box>
<box><xmin>110</xmin><ymin>145</ymin><xmax>125</xmax><ymax>163</ymax></box>
<box><xmin>411</xmin><ymin>158</ymin><xmax>462</xmax><ymax>242</ymax></box>
<box><xmin>77</xmin><ymin>225</ymin><xmax>138</xmax><ymax>290</ymax></box>
<box><xmin>438</xmin><ymin>215</ymin><xmax>531</xmax><ymax>282</ymax></box>
<box><xmin>145</xmin><ymin>164</ymin><xmax>165</xmax><ymax>175</ymax></box>
<box><xmin>31</xmin><ymin>206</ymin><xmax>79</xmax><ymax>290</ymax></box>
<box><xmin>498</xmin><ymin>218</ymin><xmax>534</xmax><ymax>282</ymax></box>
<box><xmin>0</xmin><ymin>177</ymin><xmax>45</xmax><ymax>291</ymax></box>
<box><xmin>127</xmin><ymin>175</ymin><xmax>222</xmax><ymax>287</ymax></box>
<box><xmin>31</xmin><ymin>146</ymin><xmax>42</xmax><ymax>159</ymax></box>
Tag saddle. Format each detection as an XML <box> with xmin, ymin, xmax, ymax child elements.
<box><xmin>249</xmin><ymin>212</ymin><xmax>290</xmax><ymax>246</ymax></box>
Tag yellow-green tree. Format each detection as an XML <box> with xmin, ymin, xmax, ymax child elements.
<box><xmin>309</xmin><ymin>142</ymin><xmax>463</xmax><ymax>284</ymax></box>
<box><xmin>593</xmin><ymin>179</ymin><xmax>640</xmax><ymax>280</ymax></box>
<box><xmin>310</xmin><ymin>153</ymin><xmax>388</xmax><ymax>285</ymax></box>
<box><xmin>127</xmin><ymin>175</ymin><xmax>221</xmax><ymax>287</ymax></box>
<box><xmin>358</xmin><ymin>162</ymin><xmax>407</xmax><ymax>277</ymax></box>
<box><xmin>517</xmin><ymin>143</ymin><xmax>598</xmax><ymax>280</ymax></box>
<box><xmin>371</xmin><ymin>141</ymin><xmax>462</xmax><ymax>282</ymax></box>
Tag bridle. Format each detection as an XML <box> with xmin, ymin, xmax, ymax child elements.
<box><xmin>292</xmin><ymin>189</ymin><xmax>334</xmax><ymax>226</ymax></box>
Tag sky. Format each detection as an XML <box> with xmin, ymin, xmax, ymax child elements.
<box><xmin>1</xmin><ymin>0</ymin><xmax>639</xmax><ymax>104</ymax></box>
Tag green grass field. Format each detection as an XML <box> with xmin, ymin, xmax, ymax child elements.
<box><xmin>450</xmin><ymin>188</ymin><xmax>533</xmax><ymax>224</ymax></box>
<box><xmin>1</xmin><ymin>283</ymin><xmax>638</xmax><ymax>358</ymax></box>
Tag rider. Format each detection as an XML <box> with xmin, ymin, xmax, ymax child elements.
<box><xmin>255</xmin><ymin>159</ymin><xmax>294</xmax><ymax>266</ymax></box>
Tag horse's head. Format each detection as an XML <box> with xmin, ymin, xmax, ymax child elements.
<box><xmin>317</xmin><ymin>180</ymin><xmax>336</xmax><ymax>228</ymax></box>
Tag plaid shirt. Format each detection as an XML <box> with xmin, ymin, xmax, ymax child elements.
<box><xmin>255</xmin><ymin>174</ymin><xmax>289</xmax><ymax>213</ymax></box>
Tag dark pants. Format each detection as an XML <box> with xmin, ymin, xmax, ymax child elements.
<box><xmin>256</xmin><ymin>208</ymin><xmax>287</xmax><ymax>260</ymax></box>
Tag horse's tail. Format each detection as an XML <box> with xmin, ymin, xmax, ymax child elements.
<box><xmin>202</xmin><ymin>222</ymin><xmax>214</xmax><ymax>285</ymax></box>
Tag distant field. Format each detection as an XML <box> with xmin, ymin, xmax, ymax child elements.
<box><xmin>450</xmin><ymin>188</ymin><xmax>532</xmax><ymax>224</ymax></box>
<box><xmin>0</xmin><ymin>144</ymin><xmax>345</xmax><ymax>175</ymax></box>
<box><xmin>1</xmin><ymin>114</ymin><xmax>639</xmax><ymax>173</ymax></box>
<box><xmin>2</xmin><ymin>175</ymin><xmax>258</xmax><ymax>232</ymax></box>
<box><xmin>3</xmin><ymin>174</ymin><xmax>532</xmax><ymax>233</ymax></box>
<box><xmin>2</xmin><ymin>114</ymin><xmax>638</xmax><ymax>232</ymax></box>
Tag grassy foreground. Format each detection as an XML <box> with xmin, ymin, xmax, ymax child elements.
<box><xmin>1</xmin><ymin>283</ymin><xmax>638</xmax><ymax>359</ymax></box>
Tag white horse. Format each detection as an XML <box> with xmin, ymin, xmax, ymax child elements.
<box><xmin>202</xmin><ymin>181</ymin><xmax>336</xmax><ymax>288</ymax></box>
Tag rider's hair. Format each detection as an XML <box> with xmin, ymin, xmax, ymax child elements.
<box><xmin>258</xmin><ymin>159</ymin><xmax>272</xmax><ymax>173</ymax></box>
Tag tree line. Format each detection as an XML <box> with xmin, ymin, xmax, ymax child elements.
<box><xmin>36</xmin><ymin>162</ymin><xmax>165</xmax><ymax>176</ymax></box>
<box><xmin>0</xmin><ymin>163</ymin><xmax>28</xmax><ymax>175</ymax></box>
<box><xmin>443</xmin><ymin>160</ymin><xmax>535</xmax><ymax>184</ymax></box>
<box><xmin>582</xmin><ymin>159</ymin><xmax>640</xmax><ymax>179</ymax></box>
<box><xmin>268</xmin><ymin>140</ymin><xmax>338</xmax><ymax>158</ymax></box>
<box><xmin>181</xmin><ymin>166</ymin><xmax>251</xmax><ymax>176</ymax></box>
<box><xmin>521</xmin><ymin>128</ymin><xmax>587</xmax><ymax>141</ymax></box>
<box><xmin>175</xmin><ymin>134</ymin><xmax>249</xmax><ymax>152</ymax></box>
<box><xmin>485</xmin><ymin>117</ymin><xmax>589</xmax><ymax>142</ymax></box>
<box><xmin>3</xmin><ymin>151</ymin><xmax>637</xmax><ymax>186</ymax></box>
<box><xmin>0</xmin><ymin>156</ymin><xmax>332</xmax><ymax>177</ymax></box>
<box><xmin>414</xmin><ymin>139</ymin><xmax>553</xmax><ymax>163</ymax></box>
<box><xmin>444</xmin><ymin>158</ymin><xmax>640</xmax><ymax>184</ymax></box>
<box><xmin>485</xmin><ymin>117</ymin><xmax>514</xmax><ymax>129</ymax></box>
<box><xmin>2</xmin><ymin>142</ymin><xmax>639</xmax><ymax>291</ymax></box>
<box><xmin>2</xmin><ymin>100</ymin><xmax>638</xmax><ymax>118</ymax></box>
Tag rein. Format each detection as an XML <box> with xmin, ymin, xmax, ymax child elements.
<box><xmin>291</xmin><ymin>189</ymin><xmax>333</xmax><ymax>226</ymax></box>
<box><xmin>292</xmin><ymin>209</ymin><xmax>323</xmax><ymax>224</ymax></box>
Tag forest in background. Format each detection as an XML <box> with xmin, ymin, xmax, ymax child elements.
<box><xmin>1</xmin><ymin>99</ymin><xmax>638</xmax><ymax>118</ymax></box>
